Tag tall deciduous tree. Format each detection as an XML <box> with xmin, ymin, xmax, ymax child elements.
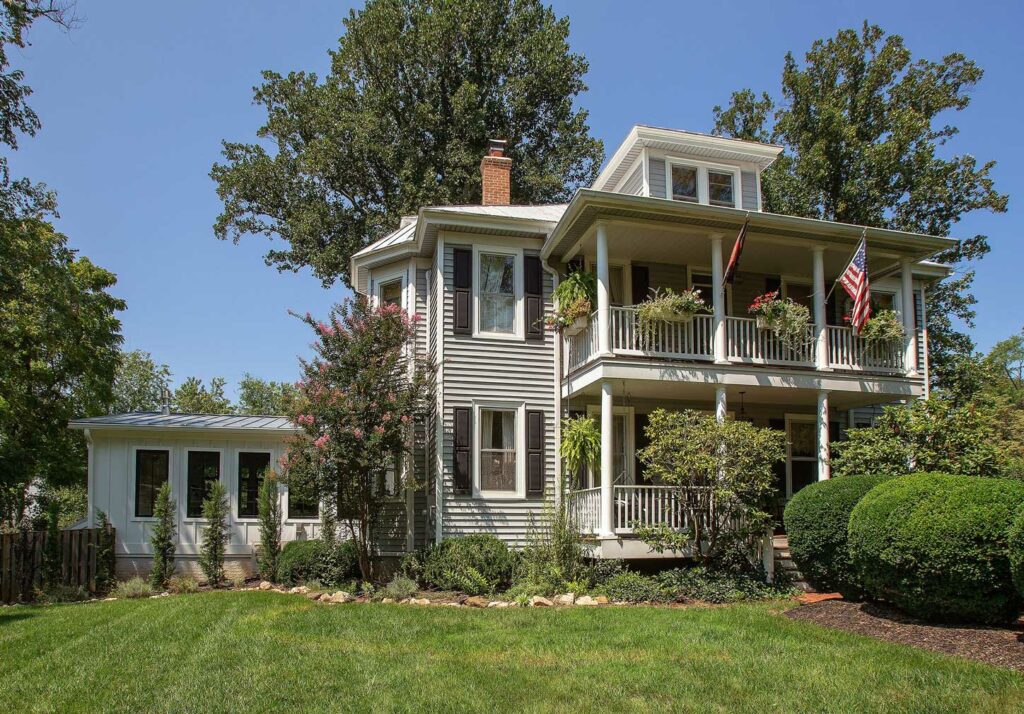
<box><xmin>211</xmin><ymin>0</ymin><xmax>603</xmax><ymax>287</ymax></box>
<box><xmin>172</xmin><ymin>376</ymin><xmax>232</xmax><ymax>414</ymax></box>
<box><xmin>236</xmin><ymin>374</ymin><xmax>298</xmax><ymax>416</ymax></box>
<box><xmin>282</xmin><ymin>299</ymin><xmax>432</xmax><ymax>580</ymax></box>
<box><xmin>0</xmin><ymin>219</ymin><xmax>124</xmax><ymax>523</ymax></box>
<box><xmin>712</xmin><ymin>23</ymin><xmax>1008</xmax><ymax>387</ymax></box>
<box><xmin>110</xmin><ymin>350</ymin><xmax>171</xmax><ymax>413</ymax></box>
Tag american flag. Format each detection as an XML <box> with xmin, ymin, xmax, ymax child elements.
<box><xmin>839</xmin><ymin>235</ymin><xmax>871</xmax><ymax>333</ymax></box>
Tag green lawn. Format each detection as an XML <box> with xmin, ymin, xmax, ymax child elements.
<box><xmin>1</xmin><ymin>593</ymin><xmax>1020</xmax><ymax>713</ymax></box>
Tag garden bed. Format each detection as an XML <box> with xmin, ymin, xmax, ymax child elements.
<box><xmin>786</xmin><ymin>599</ymin><xmax>1024</xmax><ymax>671</ymax></box>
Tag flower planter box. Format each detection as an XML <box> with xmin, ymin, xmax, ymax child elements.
<box><xmin>563</xmin><ymin>316</ymin><xmax>589</xmax><ymax>337</ymax></box>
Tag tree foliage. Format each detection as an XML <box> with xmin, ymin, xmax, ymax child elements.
<box><xmin>712</xmin><ymin>23</ymin><xmax>1008</xmax><ymax>386</ymax></box>
<box><xmin>211</xmin><ymin>0</ymin><xmax>603</xmax><ymax>287</ymax></box>
<box><xmin>635</xmin><ymin>410</ymin><xmax>785</xmax><ymax>565</ymax></box>
<box><xmin>172</xmin><ymin>376</ymin><xmax>232</xmax><ymax>414</ymax></box>
<box><xmin>0</xmin><ymin>219</ymin><xmax>124</xmax><ymax>524</ymax></box>
<box><xmin>110</xmin><ymin>350</ymin><xmax>171</xmax><ymax>413</ymax></box>
<box><xmin>199</xmin><ymin>481</ymin><xmax>229</xmax><ymax>587</ymax></box>
<box><xmin>149</xmin><ymin>482</ymin><xmax>176</xmax><ymax>589</ymax></box>
<box><xmin>282</xmin><ymin>298</ymin><xmax>432</xmax><ymax>580</ymax></box>
<box><xmin>236</xmin><ymin>374</ymin><xmax>298</xmax><ymax>416</ymax></box>
<box><xmin>257</xmin><ymin>470</ymin><xmax>282</xmax><ymax>581</ymax></box>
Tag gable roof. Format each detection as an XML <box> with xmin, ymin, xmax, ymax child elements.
<box><xmin>68</xmin><ymin>412</ymin><xmax>299</xmax><ymax>433</ymax></box>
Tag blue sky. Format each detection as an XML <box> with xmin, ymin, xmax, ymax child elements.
<box><xmin>13</xmin><ymin>0</ymin><xmax>1024</xmax><ymax>398</ymax></box>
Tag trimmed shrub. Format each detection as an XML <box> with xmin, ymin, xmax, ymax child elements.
<box><xmin>167</xmin><ymin>575</ymin><xmax>200</xmax><ymax>594</ymax></box>
<box><xmin>199</xmin><ymin>482</ymin><xmax>229</xmax><ymax>587</ymax></box>
<box><xmin>149</xmin><ymin>482</ymin><xmax>176</xmax><ymax>589</ymax></box>
<box><xmin>277</xmin><ymin>539</ymin><xmax>359</xmax><ymax>587</ymax></box>
<box><xmin>599</xmin><ymin>571</ymin><xmax>668</xmax><ymax>603</ymax></box>
<box><xmin>656</xmin><ymin>567</ymin><xmax>791</xmax><ymax>604</ymax></box>
<box><xmin>848</xmin><ymin>472</ymin><xmax>1024</xmax><ymax>624</ymax></box>
<box><xmin>381</xmin><ymin>574</ymin><xmax>419</xmax><ymax>601</ymax></box>
<box><xmin>784</xmin><ymin>475</ymin><xmax>893</xmax><ymax>599</ymax></box>
<box><xmin>112</xmin><ymin>577</ymin><xmax>154</xmax><ymax>599</ymax></box>
<box><xmin>1007</xmin><ymin>507</ymin><xmax>1024</xmax><ymax>598</ymax></box>
<box><xmin>421</xmin><ymin>534</ymin><xmax>516</xmax><ymax>595</ymax></box>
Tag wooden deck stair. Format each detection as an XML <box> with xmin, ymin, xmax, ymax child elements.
<box><xmin>772</xmin><ymin>535</ymin><xmax>813</xmax><ymax>593</ymax></box>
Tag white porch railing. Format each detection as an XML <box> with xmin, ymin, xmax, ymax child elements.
<box><xmin>609</xmin><ymin>307</ymin><xmax>714</xmax><ymax>359</ymax></box>
<box><xmin>564</xmin><ymin>312</ymin><xmax>599</xmax><ymax>375</ymax></box>
<box><xmin>725</xmin><ymin>316</ymin><xmax>814</xmax><ymax>366</ymax></box>
<box><xmin>827</xmin><ymin>326</ymin><xmax>904</xmax><ymax>373</ymax></box>
<box><xmin>568</xmin><ymin>487</ymin><xmax>601</xmax><ymax>535</ymax></box>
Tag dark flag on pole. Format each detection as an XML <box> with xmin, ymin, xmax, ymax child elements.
<box><xmin>722</xmin><ymin>215</ymin><xmax>749</xmax><ymax>286</ymax></box>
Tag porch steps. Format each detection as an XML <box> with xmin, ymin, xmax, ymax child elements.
<box><xmin>772</xmin><ymin>536</ymin><xmax>813</xmax><ymax>593</ymax></box>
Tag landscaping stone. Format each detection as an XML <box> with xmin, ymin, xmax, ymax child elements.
<box><xmin>465</xmin><ymin>596</ymin><xmax>489</xmax><ymax>608</ymax></box>
<box><xmin>410</xmin><ymin>597</ymin><xmax>431</xmax><ymax>605</ymax></box>
<box><xmin>487</xmin><ymin>601</ymin><xmax>508</xmax><ymax>608</ymax></box>
<box><xmin>575</xmin><ymin>595</ymin><xmax>597</xmax><ymax>606</ymax></box>
<box><xmin>594</xmin><ymin>596</ymin><xmax>609</xmax><ymax>604</ymax></box>
<box><xmin>529</xmin><ymin>596</ymin><xmax>553</xmax><ymax>607</ymax></box>
<box><xmin>305</xmin><ymin>592</ymin><xmax>322</xmax><ymax>601</ymax></box>
<box><xmin>446</xmin><ymin>602</ymin><xmax>463</xmax><ymax>608</ymax></box>
<box><xmin>289</xmin><ymin>586</ymin><xmax>309</xmax><ymax>595</ymax></box>
<box><xmin>328</xmin><ymin>591</ymin><xmax>354</xmax><ymax>604</ymax></box>
<box><xmin>258</xmin><ymin>581</ymin><xmax>273</xmax><ymax>591</ymax></box>
<box><xmin>554</xmin><ymin>593</ymin><xmax>576</xmax><ymax>606</ymax></box>
<box><xmin>381</xmin><ymin>598</ymin><xmax>395</xmax><ymax>604</ymax></box>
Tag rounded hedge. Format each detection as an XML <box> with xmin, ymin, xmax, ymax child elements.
<box><xmin>783</xmin><ymin>475</ymin><xmax>893</xmax><ymax>599</ymax></box>
<box><xmin>848</xmin><ymin>472</ymin><xmax>1024</xmax><ymax>624</ymax></box>
<box><xmin>1008</xmin><ymin>507</ymin><xmax>1024</xmax><ymax>598</ymax></box>
<box><xmin>277</xmin><ymin>539</ymin><xmax>359</xmax><ymax>587</ymax></box>
<box><xmin>421</xmin><ymin>534</ymin><xmax>516</xmax><ymax>595</ymax></box>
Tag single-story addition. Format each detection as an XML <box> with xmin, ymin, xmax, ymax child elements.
<box><xmin>69</xmin><ymin>411</ymin><xmax>426</xmax><ymax>579</ymax></box>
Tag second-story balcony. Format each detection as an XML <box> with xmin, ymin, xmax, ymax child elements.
<box><xmin>565</xmin><ymin>307</ymin><xmax>906</xmax><ymax>376</ymax></box>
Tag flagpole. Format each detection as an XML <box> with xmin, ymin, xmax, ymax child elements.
<box><xmin>824</xmin><ymin>227</ymin><xmax>868</xmax><ymax>303</ymax></box>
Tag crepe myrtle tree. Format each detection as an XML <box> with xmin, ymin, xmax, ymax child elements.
<box><xmin>635</xmin><ymin>409</ymin><xmax>785</xmax><ymax>567</ymax></box>
<box><xmin>282</xmin><ymin>297</ymin><xmax>433</xmax><ymax>581</ymax></box>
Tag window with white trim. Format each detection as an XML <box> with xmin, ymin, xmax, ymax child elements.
<box><xmin>238</xmin><ymin>451</ymin><xmax>271</xmax><ymax>518</ymax></box>
<box><xmin>671</xmin><ymin>164</ymin><xmax>698</xmax><ymax>202</ymax></box>
<box><xmin>379</xmin><ymin>278</ymin><xmax>403</xmax><ymax>307</ymax></box>
<box><xmin>708</xmin><ymin>170</ymin><xmax>735</xmax><ymax>207</ymax></box>
<box><xmin>479</xmin><ymin>253</ymin><xmax>516</xmax><ymax>334</ymax></box>
<box><xmin>666</xmin><ymin>160</ymin><xmax>740</xmax><ymax>208</ymax></box>
<box><xmin>186</xmin><ymin>451</ymin><xmax>220</xmax><ymax>518</ymax></box>
<box><xmin>135</xmin><ymin>449</ymin><xmax>169</xmax><ymax>518</ymax></box>
<box><xmin>479</xmin><ymin>408</ymin><xmax>517</xmax><ymax>492</ymax></box>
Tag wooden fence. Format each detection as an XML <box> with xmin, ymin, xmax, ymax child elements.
<box><xmin>0</xmin><ymin>526</ymin><xmax>115</xmax><ymax>603</ymax></box>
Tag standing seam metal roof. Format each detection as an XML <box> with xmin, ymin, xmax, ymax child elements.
<box><xmin>68</xmin><ymin>412</ymin><xmax>298</xmax><ymax>431</ymax></box>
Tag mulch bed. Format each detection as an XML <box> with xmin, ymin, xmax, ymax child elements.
<box><xmin>786</xmin><ymin>598</ymin><xmax>1024</xmax><ymax>671</ymax></box>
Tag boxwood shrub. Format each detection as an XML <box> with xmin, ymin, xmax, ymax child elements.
<box><xmin>421</xmin><ymin>534</ymin><xmax>516</xmax><ymax>595</ymax></box>
<box><xmin>783</xmin><ymin>475</ymin><xmax>893</xmax><ymax>599</ymax></box>
<box><xmin>848</xmin><ymin>472</ymin><xmax>1024</xmax><ymax>624</ymax></box>
<box><xmin>1008</xmin><ymin>507</ymin><xmax>1024</xmax><ymax>598</ymax></box>
<box><xmin>277</xmin><ymin>539</ymin><xmax>359</xmax><ymax>587</ymax></box>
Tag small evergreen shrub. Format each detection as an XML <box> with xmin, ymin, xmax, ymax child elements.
<box><xmin>656</xmin><ymin>567</ymin><xmax>790</xmax><ymax>604</ymax></box>
<box><xmin>848</xmin><ymin>472</ymin><xmax>1024</xmax><ymax>624</ymax></box>
<box><xmin>112</xmin><ymin>577</ymin><xmax>154</xmax><ymax>599</ymax></box>
<box><xmin>149</xmin><ymin>482</ymin><xmax>176</xmax><ymax>589</ymax></box>
<box><xmin>257</xmin><ymin>472</ymin><xmax>282</xmax><ymax>582</ymax></box>
<box><xmin>381</xmin><ymin>574</ymin><xmax>419</xmax><ymax>601</ymax></box>
<box><xmin>167</xmin><ymin>575</ymin><xmax>200</xmax><ymax>594</ymax></box>
<box><xmin>784</xmin><ymin>475</ymin><xmax>893</xmax><ymax>599</ymax></box>
<box><xmin>199</xmin><ymin>482</ymin><xmax>229</xmax><ymax>587</ymax></box>
<box><xmin>1009</xmin><ymin>507</ymin><xmax>1024</xmax><ymax>598</ymax></box>
<box><xmin>599</xmin><ymin>571</ymin><xmax>668</xmax><ymax>603</ymax></box>
<box><xmin>277</xmin><ymin>539</ymin><xmax>359</xmax><ymax>586</ymax></box>
<box><xmin>421</xmin><ymin>534</ymin><xmax>516</xmax><ymax>595</ymax></box>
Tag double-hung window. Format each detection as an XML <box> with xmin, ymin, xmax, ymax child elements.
<box><xmin>379</xmin><ymin>278</ymin><xmax>403</xmax><ymax>308</ymax></box>
<box><xmin>667</xmin><ymin>160</ymin><xmax>740</xmax><ymax>208</ymax></box>
<box><xmin>479</xmin><ymin>253</ymin><xmax>516</xmax><ymax>334</ymax></box>
<box><xmin>238</xmin><ymin>451</ymin><xmax>271</xmax><ymax>518</ymax></box>
<box><xmin>135</xmin><ymin>449</ymin><xmax>169</xmax><ymax>518</ymax></box>
<box><xmin>707</xmin><ymin>170</ymin><xmax>735</xmax><ymax>207</ymax></box>
<box><xmin>671</xmin><ymin>164</ymin><xmax>699</xmax><ymax>202</ymax></box>
<box><xmin>186</xmin><ymin>451</ymin><xmax>221</xmax><ymax>518</ymax></box>
<box><xmin>479</xmin><ymin>408</ymin><xmax>517</xmax><ymax>493</ymax></box>
<box><xmin>288</xmin><ymin>480</ymin><xmax>319</xmax><ymax>520</ymax></box>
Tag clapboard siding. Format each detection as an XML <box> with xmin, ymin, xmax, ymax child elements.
<box><xmin>648</xmin><ymin>155</ymin><xmax>667</xmax><ymax>199</ymax></box>
<box><xmin>440</xmin><ymin>242</ymin><xmax>556</xmax><ymax>546</ymax></box>
<box><xmin>741</xmin><ymin>170</ymin><xmax>759</xmax><ymax>211</ymax></box>
<box><xmin>619</xmin><ymin>162</ymin><xmax>644</xmax><ymax>195</ymax></box>
<box><xmin>413</xmin><ymin>267</ymin><xmax>432</xmax><ymax>548</ymax></box>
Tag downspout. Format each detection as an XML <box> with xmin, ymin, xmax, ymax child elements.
<box><xmin>542</xmin><ymin>259</ymin><xmax>562</xmax><ymax>506</ymax></box>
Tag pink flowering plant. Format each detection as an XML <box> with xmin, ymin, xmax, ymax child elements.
<box><xmin>283</xmin><ymin>297</ymin><xmax>433</xmax><ymax>580</ymax></box>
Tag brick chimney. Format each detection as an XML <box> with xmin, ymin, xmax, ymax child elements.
<box><xmin>480</xmin><ymin>138</ymin><xmax>511</xmax><ymax>206</ymax></box>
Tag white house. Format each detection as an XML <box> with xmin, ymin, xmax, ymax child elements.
<box><xmin>74</xmin><ymin>124</ymin><xmax>954</xmax><ymax>575</ymax></box>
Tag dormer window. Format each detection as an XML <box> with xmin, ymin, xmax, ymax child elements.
<box><xmin>666</xmin><ymin>159</ymin><xmax>740</xmax><ymax>209</ymax></box>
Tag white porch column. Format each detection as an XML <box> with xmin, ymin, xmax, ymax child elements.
<box><xmin>599</xmin><ymin>381</ymin><xmax>615</xmax><ymax>537</ymax></box>
<box><xmin>900</xmin><ymin>258</ymin><xmax>918</xmax><ymax>375</ymax></box>
<box><xmin>812</xmin><ymin>246</ymin><xmax>829</xmax><ymax>370</ymax></box>
<box><xmin>711</xmin><ymin>234</ymin><xmax>727</xmax><ymax>364</ymax></box>
<box><xmin>596</xmin><ymin>221</ymin><xmax>612</xmax><ymax>356</ymax></box>
<box><xmin>817</xmin><ymin>390</ymin><xmax>831</xmax><ymax>481</ymax></box>
<box><xmin>715</xmin><ymin>386</ymin><xmax>727</xmax><ymax>423</ymax></box>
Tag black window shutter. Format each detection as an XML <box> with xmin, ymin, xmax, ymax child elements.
<box><xmin>453</xmin><ymin>407</ymin><xmax>471</xmax><ymax>494</ymax></box>
<box><xmin>631</xmin><ymin>265</ymin><xmax>650</xmax><ymax>305</ymax></box>
<box><xmin>526</xmin><ymin>410</ymin><xmax>544</xmax><ymax>496</ymax></box>
<box><xmin>453</xmin><ymin>248</ymin><xmax>472</xmax><ymax>334</ymax></box>
<box><xmin>634</xmin><ymin>413</ymin><xmax>650</xmax><ymax>485</ymax></box>
<box><xmin>525</xmin><ymin>255</ymin><xmax>544</xmax><ymax>341</ymax></box>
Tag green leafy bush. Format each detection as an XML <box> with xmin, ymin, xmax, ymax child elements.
<box><xmin>656</xmin><ymin>567</ymin><xmax>790</xmax><ymax>604</ymax></box>
<box><xmin>784</xmin><ymin>475</ymin><xmax>893</xmax><ymax>599</ymax></box>
<box><xmin>1010</xmin><ymin>507</ymin><xmax>1024</xmax><ymax>598</ymax></box>
<box><xmin>381</xmin><ymin>574</ymin><xmax>419</xmax><ymax>601</ymax></box>
<box><xmin>848</xmin><ymin>472</ymin><xmax>1024</xmax><ymax>624</ymax></box>
<box><xmin>112</xmin><ymin>577</ymin><xmax>154</xmax><ymax>599</ymax></box>
<box><xmin>511</xmin><ymin>505</ymin><xmax>586</xmax><ymax>596</ymax></box>
<box><xmin>277</xmin><ymin>539</ymin><xmax>359</xmax><ymax>587</ymax></box>
<box><xmin>421</xmin><ymin>534</ymin><xmax>516</xmax><ymax>595</ymax></box>
<box><xmin>598</xmin><ymin>571</ymin><xmax>668</xmax><ymax>603</ymax></box>
<box><xmin>168</xmin><ymin>575</ymin><xmax>200</xmax><ymax>594</ymax></box>
<box><xmin>36</xmin><ymin>584</ymin><xmax>88</xmax><ymax>603</ymax></box>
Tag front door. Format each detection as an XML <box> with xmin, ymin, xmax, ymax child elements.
<box><xmin>786</xmin><ymin>416</ymin><xmax>818</xmax><ymax>498</ymax></box>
